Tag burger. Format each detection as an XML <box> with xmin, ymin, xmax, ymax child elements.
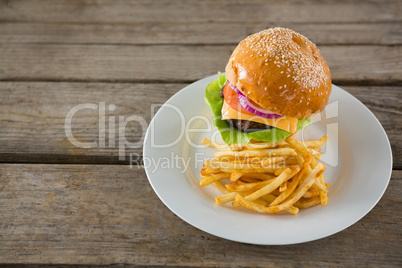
<box><xmin>205</xmin><ymin>27</ymin><xmax>332</xmax><ymax>145</ymax></box>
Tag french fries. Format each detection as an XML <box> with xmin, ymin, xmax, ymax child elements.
<box><xmin>213</xmin><ymin>147</ymin><xmax>296</xmax><ymax>159</ymax></box>
<box><xmin>200</xmin><ymin>135</ymin><xmax>330</xmax><ymax>215</ymax></box>
<box><xmin>302</xmin><ymin>135</ymin><xmax>329</xmax><ymax>149</ymax></box>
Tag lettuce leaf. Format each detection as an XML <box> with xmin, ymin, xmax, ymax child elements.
<box><xmin>205</xmin><ymin>73</ymin><xmax>311</xmax><ymax>145</ymax></box>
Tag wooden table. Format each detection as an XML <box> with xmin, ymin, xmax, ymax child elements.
<box><xmin>0</xmin><ymin>0</ymin><xmax>401</xmax><ymax>266</ymax></box>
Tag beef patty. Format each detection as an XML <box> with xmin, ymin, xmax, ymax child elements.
<box><xmin>220</xmin><ymin>88</ymin><xmax>273</xmax><ymax>133</ymax></box>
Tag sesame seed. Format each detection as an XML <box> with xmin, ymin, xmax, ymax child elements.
<box><xmin>287</xmin><ymin>74</ymin><xmax>290</xmax><ymax>77</ymax></box>
<box><xmin>300</xmin><ymin>100</ymin><xmax>302</xmax><ymax>103</ymax></box>
<box><xmin>264</xmin><ymin>87</ymin><xmax>267</xmax><ymax>91</ymax></box>
<box><xmin>284</xmin><ymin>85</ymin><xmax>287</xmax><ymax>88</ymax></box>
<box><xmin>277</xmin><ymin>65</ymin><xmax>281</xmax><ymax>67</ymax></box>
<box><xmin>279</xmin><ymin>86</ymin><xmax>282</xmax><ymax>89</ymax></box>
<box><xmin>250</xmin><ymin>55</ymin><xmax>253</xmax><ymax>57</ymax></box>
<box><xmin>281</xmin><ymin>71</ymin><xmax>284</xmax><ymax>73</ymax></box>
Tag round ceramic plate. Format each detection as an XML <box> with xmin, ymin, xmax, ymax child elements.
<box><xmin>143</xmin><ymin>73</ymin><xmax>392</xmax><ymax>245</ymax></box>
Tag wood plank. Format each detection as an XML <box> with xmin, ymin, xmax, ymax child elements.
<box><xmin>0</xmin><ymin>44</ymin><xmax>401</xmax><ymax>84</ymax></box>
<box><xmin>0</xmin><ymin>164</ymin><xmax>400</xmax><ymax>265</ymax></box>
<box><xmin>0</xmin><ymin>83</ymin><xmax>401</xmax><ymax>168</ymax></box>
<box><xmin>1</xmin><ymin>22</ymin><xmax>401</xmax><ymax>45</ymax></box>
<box><xmin>0</xmin><ymin>82</ymin><xmax>180</xmax><ymax>164</ymax></box>
<box><xmin>1</xmin><ymin>0</ymin><xmax>401</xmax><ymax>23</ymax></box>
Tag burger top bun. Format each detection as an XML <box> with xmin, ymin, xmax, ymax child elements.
<box><xmin>225</xmin><ymin>27</ymin><xmax>332</xmax><ymax>119</ymax></box>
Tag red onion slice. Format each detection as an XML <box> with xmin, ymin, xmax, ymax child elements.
<box><xmin>227</xmin><ymin>81</ymin><xmax>284</xmax><ymax>119</ymax></box>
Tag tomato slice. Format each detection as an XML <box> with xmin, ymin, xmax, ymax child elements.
<box><xmin>223</xmin><ymin>83</ymin><xmax>254</xmax><ymax>115</ymax></box>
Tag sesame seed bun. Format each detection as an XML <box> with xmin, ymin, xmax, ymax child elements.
<box><xmin>225</xmin><ymin>27</ymin><xmax>332</xmax><ymax>119</ymax></box>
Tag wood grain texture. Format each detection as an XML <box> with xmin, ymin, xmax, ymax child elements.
<box><xmin>0</xmin><ymin>82</ymin><xmax>180</xmax><ymax>164</ymax></box>
<box><xmin>0</xmin><ymin>83</ymin><xmax>401</xmax><ymax>168</ymax></box>
<box><xmin>0</xmin><ymin>164</ymin><xmax>400</xmax><ymax>266</ymax></box>
<box><xmin>0</xmin><ymin>44</ymin><xmax>401</xmax><ymax>84</ymax></box>
<box><xmin>1</xmin><ymin>0</ymin><xmax>401</xmax><ymax>23</ymax></box>
<box><xmin>1</xmin><ymin>22</ymin><xmax>401</xmax><ymax>45</ymax></box>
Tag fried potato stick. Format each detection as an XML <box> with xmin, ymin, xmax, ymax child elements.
<box><xmin>200</xmin><ymin>172</ymin><xmax>231</xmax><ymax>186</ymax></box>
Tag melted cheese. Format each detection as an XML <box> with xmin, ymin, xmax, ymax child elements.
<box><xmin>221</xmin><ymin>101</ymin><xmax>299</xmax><ymax>133</ymax></box>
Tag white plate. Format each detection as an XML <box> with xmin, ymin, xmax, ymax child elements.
<box><xmin>143</xmin><ymin>73</ymin><xmax>392</xmax><ymax>245</ymax></box>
